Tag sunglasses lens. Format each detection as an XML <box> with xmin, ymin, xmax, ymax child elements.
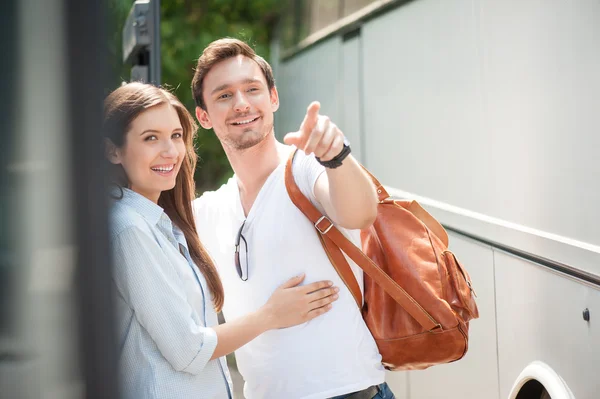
<box><xmin>235</xmin><ymin>220</ymin><xmax>248</xmax><ymax>281</ymax></box>
<box><xmin>235</xmin><ymin>253</ymin><xmax>243</xmax><ymax>279</ymax></box>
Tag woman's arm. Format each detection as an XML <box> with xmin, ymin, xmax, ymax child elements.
<box><xmin>210</xmin><ymin>274</ymin><xmax>338</xmax><ymax>360</ymax></box>
<box><xmin>113</xmin><ymin>227</ymin><xmax>220</xmax><ymax>374</ymax></box>
<box><xmin>112</xmin><ymin>227</ymin><xmax>338</xmax><ymax>372</ymax></box>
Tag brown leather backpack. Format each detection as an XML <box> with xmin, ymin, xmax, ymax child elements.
<box><xmin>285</xmin><ymin>150</ymin><xmax>479</xmax><ymax>370</ymax></box>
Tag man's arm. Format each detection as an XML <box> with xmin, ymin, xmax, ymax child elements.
<box><xmin>285</xmin><ymin>102</ymin><xmax>378</xmax><ymax>230</ymax></box>
<box><xmin>313</xmin><ymin>155</ymin><xmax>378</xmax><ymax>230</ymax></box>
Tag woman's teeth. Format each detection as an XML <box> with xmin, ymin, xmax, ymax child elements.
<box><xmin>151</xmin><ymin>165</ymin><xmax>174</xmax><ymax>172</ymax></box>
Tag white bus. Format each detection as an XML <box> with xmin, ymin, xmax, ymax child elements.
<box><xmin>271</xmin><ymin>1</ymin><xmax>600</xmax><ymax>398</ymax></box>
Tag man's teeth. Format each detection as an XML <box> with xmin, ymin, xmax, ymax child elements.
<box><xmin>152</xmin><ymin>166</ymin><xmax>174</xmax><ymax>172</ymax></box>
<box><xmin>233</xmin><ymin>117</ymin><xmax>257</xmax><ymax>125</ymax></box>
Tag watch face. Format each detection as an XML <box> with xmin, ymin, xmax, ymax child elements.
<box><xmin>343</xmin><ymin>137</ymin><xmax>351</xmax><ymax>147</ymax></box>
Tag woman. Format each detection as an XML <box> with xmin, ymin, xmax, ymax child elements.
<box><xmin>103</xmin><ymin>82</ymin><xmax>339</xmax><ymax>398</ymax></box>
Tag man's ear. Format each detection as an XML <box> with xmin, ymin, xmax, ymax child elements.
<box><xmin>270</xmin><ymin>86</ymin><xmax>280</xmax><ymax>112</ymax></box>
<box><xmin>196</xmin><ymin>106</ymin><xmax>213</xmax><ymax>129</ymax></box>
<box><xmin>105</xmin><ymin>139</ymin><xmax>122</xmax><ymax>165</ymax></box>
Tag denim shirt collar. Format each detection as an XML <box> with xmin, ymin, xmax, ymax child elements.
<box><xmin>112</xmin><ymin>187</ymin><xmax>165</xmax><ymax>227</ymax></box>
<box><xmin>114</xmin><ymin>187</ymin><xmax>191</xmax><ymax>252</ymax></box>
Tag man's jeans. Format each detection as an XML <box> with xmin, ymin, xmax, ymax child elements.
<box><xmin>329</xmin><ymin>382</ymin><xmax>396</xmax><ymax>399</ymax></box>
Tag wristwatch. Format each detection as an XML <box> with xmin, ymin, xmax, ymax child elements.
<box><xmin>316</xmin><ymin>137</ymin><xmax>351</xmax><ymax>169</ymax></box>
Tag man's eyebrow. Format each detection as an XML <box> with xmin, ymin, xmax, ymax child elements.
<box><xmin>211</xmin><ymin>78</ymin><xmax>264</xmax><ymax>95</ymax></box>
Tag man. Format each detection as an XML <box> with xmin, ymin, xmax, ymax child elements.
<box><xmin>191</xmin><ymin>38</ymin><xmax>395</xmax><ymax>399</ymax></box>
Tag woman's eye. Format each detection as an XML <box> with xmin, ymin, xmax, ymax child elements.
<box><xmin>145</xmin><ymin>135</ymin><xmax>157</xmax><ymax>141</ymax></box>
<box><xmin>172</xmin><ymin>132</ymin><xmax>183</xmax><ymax>139</ymax></box>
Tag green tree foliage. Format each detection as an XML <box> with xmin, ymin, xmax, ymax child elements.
<box><xmin>108</xmin><ymin>0</ymin><xmax>283</xmax><ymax>193</ymax></box>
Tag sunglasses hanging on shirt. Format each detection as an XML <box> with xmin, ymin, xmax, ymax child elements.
<box><xmin>234</xmin><ymin>220</ymin><xmax>249</xmax><ymax>281</ymax></box>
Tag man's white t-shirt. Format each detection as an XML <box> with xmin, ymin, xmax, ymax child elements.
<box><xmin>193</xmin><ymin>148</ymin><xmax>384</xmax><ymax>399</ymax></box>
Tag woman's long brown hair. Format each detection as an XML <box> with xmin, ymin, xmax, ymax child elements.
<box><xmin>103</xmin><ymin>82</ymin><xmax>224</xmax><ymax>312</ymax></box>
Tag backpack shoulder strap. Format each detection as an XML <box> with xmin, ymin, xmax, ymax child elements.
<box><xmin>284</xmin><ymin>149</ymin><xmax>440</xmax><ymax>331</ymax></box>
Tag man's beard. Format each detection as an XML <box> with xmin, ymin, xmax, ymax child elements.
<box><xmin>226</xmin><ymin>121</ymin><xmax>273</xmax><ymax>151</ymax></box>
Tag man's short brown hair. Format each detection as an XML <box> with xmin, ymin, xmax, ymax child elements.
<box><xmin>191</xmin><ymin>38</ymin><xmax>276</xmax><ymax>110</ymax></box>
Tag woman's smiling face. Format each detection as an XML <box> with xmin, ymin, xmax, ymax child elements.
<box><xmin>108</xmin><ymin>103</ymin><xmax>185</xmax><ymax>203</ymax></box>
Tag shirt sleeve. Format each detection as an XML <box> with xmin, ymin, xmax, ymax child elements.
<box><xmin>291</xmin><ymin>150</ymin><xmax>327</xmax><ymax>214</ymax></box>
<box><xmin>111</xmin><ymin>226</ymin><xmax>218</xmax><ymax>375</ymax></box>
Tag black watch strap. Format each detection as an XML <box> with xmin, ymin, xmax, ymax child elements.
<box><xmin>316</xmin><ymin>138</ymin><xmax>351</xmax><ymax>169</ymax></box>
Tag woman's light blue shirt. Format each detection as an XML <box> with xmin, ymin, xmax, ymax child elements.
<box><xmin>109</xmin><ymin>188</ymin><xmax>232</xmax><ymax>398</ymax></box>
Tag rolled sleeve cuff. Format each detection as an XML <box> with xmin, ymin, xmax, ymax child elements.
<box><xmin>182</xmin><ymin>327</ymin><xmax>218</xmax><ymax>375</ymax></box>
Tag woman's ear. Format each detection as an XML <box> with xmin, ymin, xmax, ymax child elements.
<box><xmin>105</xmin><ymin>139</ymin><xmax>122</xmax><ymax>165</ymax></box>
